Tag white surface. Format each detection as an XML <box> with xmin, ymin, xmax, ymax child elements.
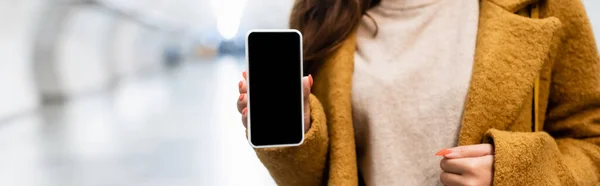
<box><xmin>54</xmin><ymin>7</ymin><xmax>116</xmax><ymax>96</ymax></box>
<box><xmin>0</xmin><ymin>0</ymin><xmax>42</xmax><ymax>119</ymax></box>
<box><xmin>111</xmin><ymin>19</ymin><xmax>142</xmax><ymax>78</ymax></box>
<box><xmin>0</xmin><ymin>59</ymin><xmax>276</xmax><ymax>186</ymax></box>
<box><xmin>238</xmin><ymin>0</ymin><xmax>293</xmax><ymax>31</ymax></box>
<box><xmin>213</xmin><ymin>0</ymin><xmax>248</xmax><ymax>39</ymax></box>
<box><xmin>132</xmin><ymin>29</ymin><xmax>165</xmax><ymax>73</ymax></box>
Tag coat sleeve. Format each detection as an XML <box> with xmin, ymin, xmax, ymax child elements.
<box><xmin>485</xmin><ymin>1</ymin><xmax>600</xmax><ymax>185</ymax></box>
<box><xmin>253</xmin><ymin>94</ymin><xmax>329</xmax><ymax>186</ymax></box>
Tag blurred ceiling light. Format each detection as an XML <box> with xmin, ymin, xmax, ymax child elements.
<box><xmin>212</xmin><ymin>0</ymin><xmax>247</xmax><ymax>40</ymax></box>
<box><xmin>217</xmin><ymin>16</ymin><xmax>240</xmax><ymax>40</ymax></box>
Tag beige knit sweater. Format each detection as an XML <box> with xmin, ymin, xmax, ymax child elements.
<box><xmin>352</xmin><ymin>0</ymin><xmax>479</xmax><ymax>185</ymax></box>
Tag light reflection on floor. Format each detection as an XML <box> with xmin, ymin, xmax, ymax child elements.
<box><xmin>0</xmin><ymin>56</ymin><xmax>276</xmax><ymax>186</ymax></box>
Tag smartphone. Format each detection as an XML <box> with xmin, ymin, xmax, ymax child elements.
<box><xmin>246</xmin><ymin>29</ymin><xmax>304</xmax><ymax>148</ymax></box>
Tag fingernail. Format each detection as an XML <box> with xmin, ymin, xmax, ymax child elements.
<box><xmin>238</xmin><ymin>81</ymin><xmax>243</xmax><ymax>89</ymax></box>
<box><xmin>239</xmin><ymin>94</ymin><xmax>244</xmax><ymax>101</ymax></box>
<box><xmin>242</xmin><ymin>71</ymin><xmax>247</xmax><ymax>79</ymax></box>
<box><xmin>435</xmin><ymin>148</ymin><xmax>452</xmax><ymax>156</ymax></box>
<box><xmin>309</xmin><ymin>74</ymin><xmax>313</xmax><ymax>87</ymax></box>
<box><xmin>445</xmin><ymin>148</ymin><xmax>462</xmax><ymax>157</ymax></box>
<box><xmin>242</xmin><ymin>108</ymin><xmax>248</xmax><ymax>115</ymax></box>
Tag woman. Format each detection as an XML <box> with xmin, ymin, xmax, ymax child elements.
<box><xmin>236</xmin><ymin>0</ymin><xmax>600</xmax><ymax>185</ymax></box>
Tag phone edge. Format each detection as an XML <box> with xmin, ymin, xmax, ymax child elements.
<box><xmin>246</xmin><ymin>29</ymin><xmax>305</xmax><ymax>149</ymax></box>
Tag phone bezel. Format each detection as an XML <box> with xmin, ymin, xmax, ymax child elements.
<box><xmin>245</xmin><ymin>29</ymin><xmax>305</xmax><ymax>148</ymax></box>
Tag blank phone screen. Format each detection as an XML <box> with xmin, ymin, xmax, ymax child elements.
<box><xmin>247</xmin><ymin>31</ymin><xmax>304</xmax><ymax>147</ymax></box>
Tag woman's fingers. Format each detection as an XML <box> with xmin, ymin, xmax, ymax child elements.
<box><xmin>237</xmin><ymin>71</ymin><xmax>248</xmax><ymax>113</ymax></box>
<box><xmin>238</xmin><ymin>71</ymin><xmax>248</xmax><ymax>93</ymax></box>
<box><xmin>237</xmin><ymin>93</ymin><xmax>247</xmax><ymax>113</ymax></box>
<box><xmin>303</xmin><ymin>75</ymin><xmax>312</xmax><ymax>100</ymax></box>
<box><xmin>303</xmin><ymin>75</ymin><xmax>312</xmax><ymax>133</ymax></box>
<box><xmin>239</xmin><ymin>80</ymin><xmax>247</xmax><ymax>94</ymax></box>
<box><xmin>442</xmin><ymin>144</ymin><xmax>494</xmax><ymax>159</ymax></box>
<box><xmin>241</xmin><ymin>107</ymin><xmax>248</xmax><ymax>128</ymax></box>
<box><xmin>438</xmin><ymin>145</ymin><xmax>494</xmax><ymax>185</ymax></box>
<box><xmin>237</xmin><ymin>77</ymin><xmax>247</xmax><ymax>113</ymax></box>
<box><xmin>439</xmin><ymin>156</ymin><xmax>494</xmax><ymax>186</ymax></box>
<box><xmin>440</xmin><ymin>155</ymin><xmax>494</xmax><ymax>175</ymax></box>
<box><xmin>240</xmin><ymin>71</ymin><xmax>248</xmax><ymax>128</ymax></box>
<box><xmin>440</xmin><ymin>157</ymin><xmax>469</xmax><ymax>174</ymax></box>
<box><xmin>439</xmin><ymin>172</ymin><xmax>463</xmax><ymax>186</ymax></box>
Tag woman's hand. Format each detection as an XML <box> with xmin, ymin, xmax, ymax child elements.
<box><xmin>236</xmin><ymin>71</ymin><xmax>313</xmax><ymax>133</ymax></box>
<box><xmin>436</xmin><ymin>144</ymin><xmax>494</xmax><ymax>186</ymax></box>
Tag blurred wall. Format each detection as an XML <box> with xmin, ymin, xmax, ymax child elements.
<box><xmin>53</xmin><ymin>7</ymin><xmax>116</xmax><ymax>96</ymax></box>
<box><xmin>35</xmin><ymin>2</ymin><xmax>172</xmax><ymax>99</ymax></box>
<box><xmin>110</xmin><ymin>19</ymin><xmax>142</xmax><ymax>78</ymax></box>
<box><xmin>0</xmin><ymin>0</ymin><xmax>43</xmax><ymax>119</ymax></box>
<box><xmin>238</xmin><ymin>0</ymin><xmax>293</xmax><ymax>31</ymax></box>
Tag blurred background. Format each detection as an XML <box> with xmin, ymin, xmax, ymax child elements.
<box><xmin>0</xmin><ymin>0</ymin><xmax>598</xmax><ymax>186</ymax></box>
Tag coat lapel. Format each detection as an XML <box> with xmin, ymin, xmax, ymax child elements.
<box><xmin>457</xmin><ymin>0</ymin><xmax>562</xmax><ymax>145</ymax></box>
<box><xmin>313</xmin><ymin>33</ymin><xmax>359</xmax><ymax>185</ymax></box>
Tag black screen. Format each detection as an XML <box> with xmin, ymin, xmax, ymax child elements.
<box><xmin>247</xmin><ymin>31</ymin><xmax>304</xmax><ymax>146</ymax></box>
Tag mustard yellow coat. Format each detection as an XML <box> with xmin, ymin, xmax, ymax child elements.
<box><xmin>254</xmin><ymin>0</ymin><xmax>600</xmax><ymax>185</ymax></box>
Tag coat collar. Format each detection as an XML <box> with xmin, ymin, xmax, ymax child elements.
<box><xmin>316</xmin><ymin>0</ymin><xmax>562</xmax><ymax>146</ymax></box>
<box><xmin>456</xmin><ymin>0</ymin><xmax>561</xmax><ymax>145</ymax></box>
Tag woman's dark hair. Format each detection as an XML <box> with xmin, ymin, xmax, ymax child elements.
<box><xmin>290</xmin><ymin>0</ymin><xmax>380</xmax><ymax>75</ymax></box>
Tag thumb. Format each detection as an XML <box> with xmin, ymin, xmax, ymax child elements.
<box><xmin>303</xmin><ymin>74</ymin><xmax>313</xmax><ymax>100</ymax></box>
<box><xmin>302</xmin><ymin>75</ymin><xmax>312</xmax><ymax>133</ymax></box>
<box><xmin>436</xmin><ymin>144</ymin><xmax>494</xmax><ymax>159</ymax></box>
